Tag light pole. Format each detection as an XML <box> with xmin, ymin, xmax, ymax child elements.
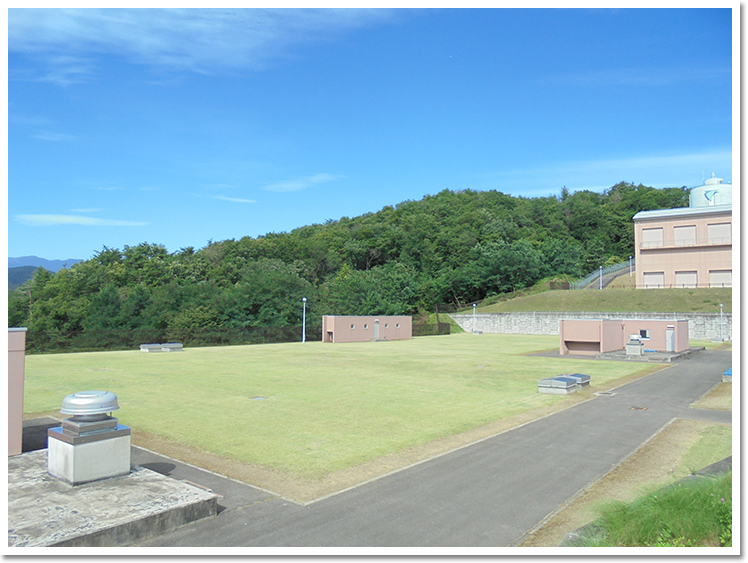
<box><xmin>599</xmin><ymin>266</ymin><xmax>603</xmax><ymax>290</ymax></box>
<box><xmin>302</xmin><ymin>297</ymin><xmax>307</xmax><ymax>343</ymax></box>
<box><xmin>629</xmin><ymin>256</ymin><xmax>632</xmax><ymax>277</ymax></box>
<box><xmin>720</xmin><ymin>303</ymin><xmax>724</xmax><ymax>342</ymax></box>
<box><xmin>473</xmin><ymin>303</ymin><xmax>477</xmax><ymax>333</ymax></box>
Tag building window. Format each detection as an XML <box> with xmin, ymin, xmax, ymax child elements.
<box><xmin>674</xmin><ymin>271</ymin><xmax>697</xmax><ymax>288</ymax></box>
<box><xmin>707</xmin><ymin>223</ymin><xmax>731</xmax><ymax>245</ymax></box>
<box><xmin>396</xmin><ymin>323</ymin><xmax>400</xmax><ymax>328</ymax></box>
<box><xmin>641</xmin><ymin>227</ymin><xmax>664</xmax><ymax>248</ymax></box>
<box><xmin>709</xmin><ymin>270</ymin><xmax>732</xmax><ymax>288</ymax></box>
<box><xmin>643</xmin><ymin>272</ymin><xmax>665</xmax><ymax>289</ymax></box>
<box><xmin>640</xmin><ymin>329</ymin><xmax>650</xmax><ymax>340</ymax></box>
<box><xmin>384</xmin><ymin>323</ymin><xmax>389</xmax><ymax>329</ymax></box>
<box><xmin>351</xmin><ymin>324</ymin><xmax>355</xmax><ymax>330</ymax></box>
<box><xmin>673</xmin><ymin>225</ymin><xmax>696</xmax><ymax>246</ymax></box>
<box><xmin>364</xmin><ymin>324</ymin><xmax>368</xmax><ymax>330</ymax></box>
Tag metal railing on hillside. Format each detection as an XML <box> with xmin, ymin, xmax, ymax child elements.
<box><xmin>572</xmin><ymin>260</ymin><xmax>636</xmax><ymax>290</ymax></box>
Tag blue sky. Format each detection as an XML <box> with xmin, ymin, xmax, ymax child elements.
<box><xmin>8</xmin><ymin>8</ymin><xmax>735</xmax><ymax>261</ymax></box>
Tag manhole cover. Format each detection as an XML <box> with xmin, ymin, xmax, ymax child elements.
<box><xmin>630</xmin><ymin>406</ymin><xmax>648</xmax><ymax>411</ymax></box>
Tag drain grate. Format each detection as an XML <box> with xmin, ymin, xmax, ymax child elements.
<box><xmin>630</xmin><ymin>406</ymin><xmax>648</xmax><ymax>411</ymax></box>
<box><xmin>594</xmin><ymin>392</ymin><xmax>615</xmax><ymax>397</ymax></box>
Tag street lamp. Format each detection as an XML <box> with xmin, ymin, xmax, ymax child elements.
<box><xmin>473</xmin><ymin>303</ymin><xmax>477</xmax><ymax>333</ymax></box>
<box><xmin>302</xmin><ymin>297</ymin><xmax>307</xmax><ymax>343</ymax></box>
<box><xmin>720</xmin><ymin>303</ymin><xmax>724</xmax><ymax>342</ymax></box>
<box><xmin>599</xmin><ymin>266</ymin><xmax>603</xmax><ymax>290</ymax></box>
<box><xmin>629</xmin><ymin>256</ymin><xmax>632</xmax><ymax>277</ymax></box>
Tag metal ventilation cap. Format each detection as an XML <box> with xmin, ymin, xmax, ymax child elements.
<box><xmin>60</xmin><ymin>390</ymin><xmax>120</xmax><ymax>416</ymax></box>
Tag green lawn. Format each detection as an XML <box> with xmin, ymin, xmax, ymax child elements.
<box><xmin>25</xmin><ymin>334</ymin><xmax>654</xmax><ymax>480</ymax></box>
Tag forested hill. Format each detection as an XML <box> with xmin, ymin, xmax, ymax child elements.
<box><xmin>9</xmin><ymin>182</ymin><xmax>688</xmax><ymax>335</ymax></box>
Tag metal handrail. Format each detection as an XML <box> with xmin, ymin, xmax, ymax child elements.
<box><xmin>640</xmin><ymin>237</ymin><xmax>732</xmax><ymax>249</ymax></box>
<box><xmin>572</xmin><ymin>260</ymin><xmax>634</xmax><ymax>290</ymax></box>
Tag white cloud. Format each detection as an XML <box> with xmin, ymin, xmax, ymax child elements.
<box><xmin>10</xmin><ymin>114</ymin><xmax>52</xmax><ymax>126</ymax></box>
<box><xmin>8</xmin><ymin>9</ymin><xmax>399</xmax><ymax>83</ymax></box>
<box><xmin>262</xmin><ymin>173</ymin><xmax>342</xmax><ymax>193</ymax></box>
<box><xmin>15</xmin><ymin>215</ymin><xmax>148</xmax><ymax>227</ymax></box>
<box><xmin>31</xmin><ymin>131</ymin><xmax>77</xmax><ymax>142</ymax></box>
<box><xmin>213</xmin><ymin>195</ymin><xmax>257</xmax><ymax>204</ymax></box>
<box><xmin>543</xmin><ymin>64</ymin><xmax>731</xmax><ymax>88</ymax></box>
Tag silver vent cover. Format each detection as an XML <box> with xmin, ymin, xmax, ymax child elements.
<box><xmin>60</xmin><ymin>390</ymin><xmax>120</xmax><ymax>416</ymax></box>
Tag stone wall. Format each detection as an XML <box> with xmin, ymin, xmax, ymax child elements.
<box><xmin>449</xmin><ymin>311</ymin><xmax>732</xmax><ymax>341</ymax></box>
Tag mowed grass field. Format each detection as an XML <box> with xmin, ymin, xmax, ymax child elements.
<box><xmin>25</xmin><ymin>334</ymin><xmax>656</xmax><ymax>480</ymax></box>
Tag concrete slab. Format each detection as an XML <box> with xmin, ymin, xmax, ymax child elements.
<box><xmin>8</xmin><ymin>450</ymin><xmax>219</xmax><ymax>547</ymax></box>
<box><xmin>532</xmin><ymin>347</ymin><xmax>705</xmax><ymax>363</ymax></box>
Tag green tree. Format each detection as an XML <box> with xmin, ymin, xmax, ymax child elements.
<box><xmin>83</xmin><ymin>285</ymin><xmax>123</xmax><ymax>331</ymax></box>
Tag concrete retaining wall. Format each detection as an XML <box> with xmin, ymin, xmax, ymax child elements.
<box><xmin>449</xmin><ymin>311</ymin><xmax>732</xmax><ymax>341</ymax></box>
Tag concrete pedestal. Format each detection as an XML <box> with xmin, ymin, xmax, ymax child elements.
<box><xmin>48</xmin><ymin>426</ymin><xmax>131</xmax><ymax>485</ymax></box>
<box><xmin>626</xmin><ymin>342</ymin><xmax>644</xmax><ymax>356</ymax></box>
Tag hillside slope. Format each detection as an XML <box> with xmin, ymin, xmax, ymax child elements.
<box><xmin>9</xmin><ymin>266</ymin><xmax>41</xmax><ymax>290</ymax></box>
<box><xmin>475</xmin><ymin>287</ymin><xmax>732</xmax><ymax>314</ymax></box>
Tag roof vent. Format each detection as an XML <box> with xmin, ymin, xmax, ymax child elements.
<box><xmin>60</xmin><ymin>390</ymin><xmax>119</xmax><ymax>422</ymax></box>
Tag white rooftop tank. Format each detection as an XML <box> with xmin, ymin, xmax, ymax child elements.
<box><xmin>689</xmin><ymin>173</ymin><xmax>732</xmax><ymax>207</ymax></box>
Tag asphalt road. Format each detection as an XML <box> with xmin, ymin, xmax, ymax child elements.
<box><xmin>136</xmin><ymin>350</ymin><xmax>731</xmax><ymax>548</ymax></box>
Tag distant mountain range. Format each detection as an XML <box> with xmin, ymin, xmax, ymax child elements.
<box><xmin>9</xmin><ymin>256</ymin><xmax>82</xmax><ymax>272</ymax></box>
<box><xmin>8</xmin><ymin>256</ymin><xmax>83</xmax><ymax>290</ymax></box>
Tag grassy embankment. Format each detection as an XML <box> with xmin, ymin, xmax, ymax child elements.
<box><xmin>473</xmin><ymin>275</ymin><xmax>732</xmax><ymax>314</ymax></box>
<box><xmin>578</xmin><ymin>471</ymin><xmax>732</xmax><ymax>547</ymax></box>
<box><xmin>437</xmin><ymin>276</ymin><xmax>731</xmax><ymax>337</ymax></box>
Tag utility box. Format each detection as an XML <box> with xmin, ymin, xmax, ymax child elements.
<box><xmin>538</xmin><ymin>377</ymin><xmax>580</xmax><ymax>395</ymax></box>
<box><xmin>626</xmin><ymin>335</ymin><xmax>644</xmax><ymax>356</ymax></box>
<box><xmin>561</xmin><ymin>373</ymin><xmax>591</xmax><ymax>387</ymax></box>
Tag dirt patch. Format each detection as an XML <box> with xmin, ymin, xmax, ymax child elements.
<box><xmin>692</xmin><ymin>381</ymin><xmax>732</xmax><ymax>411</ymax></box>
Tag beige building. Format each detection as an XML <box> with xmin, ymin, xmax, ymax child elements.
<box><xmin>322</xmin><ymin>315</ymin><xmax>412</xmax><ymax>343</ymax></box>
<box><xmin>559</xmin><ymin>319</ymin><xmax>689</xmax><ymax>356</ymax></box>
<box><xmin>633</xmin><ymin>175</ymin><xmax>732</xmax><ymax>289</ymax></box>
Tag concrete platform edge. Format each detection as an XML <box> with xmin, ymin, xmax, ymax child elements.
<box><xmin>51</xmin><ymin>492</ymin><xmax>218</xmax><ymax>547</ymax></box>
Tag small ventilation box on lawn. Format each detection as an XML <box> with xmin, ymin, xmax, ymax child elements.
<box><xmin>537</xmin><ymin>373</ymin><xmax>591</xmax><ymax>395</ymax></box>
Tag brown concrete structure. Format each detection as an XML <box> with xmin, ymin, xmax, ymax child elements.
<box><xmin>322</xmin><ymin>316</ymin><xmax>412</xmax><ymax>343</ymax></box>
<box><xmin>633</xmin><ymin>175</ymin><xmax>732</xmax><ymax>289</ymax></box>
<box><xmin>8</xmin><ymin>328</ymin><xmax>27</xmax><ymax>456</ymax></box>
<box><xmin>559</xmin><ymin>319</ymin><xmax>689</xmax><ymax>356</ymax></box>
